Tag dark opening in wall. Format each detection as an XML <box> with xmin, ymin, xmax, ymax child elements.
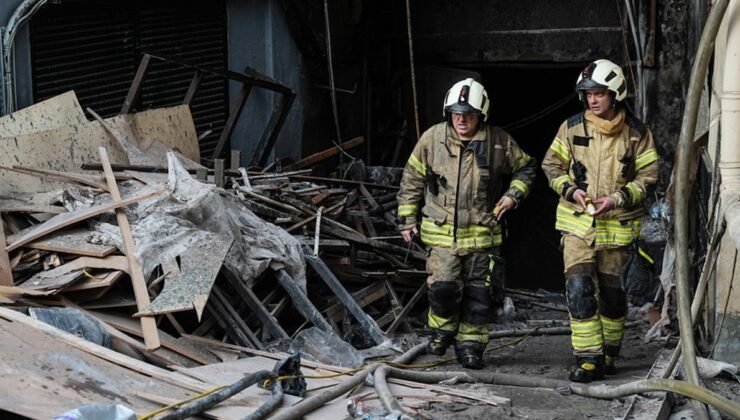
<box><xmin>480</xmin><ymin>65</ymin><xmax>585</xmax><ymax>291</ymax></box>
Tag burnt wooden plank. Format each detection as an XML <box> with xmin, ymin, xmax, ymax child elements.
<box><xmin>304</xmin><ymin>250</ymin><xmax>387</xmax><ymax>346</ymax></box>
<box><xmin>274</xmin><ymin>269</ymin><xmax>334</xmax><ymax>335</ymax></box>
<box><xmin>221</xmin><ymin>266</ymin><xmax>289</xmax><ymax>340</ymax></box>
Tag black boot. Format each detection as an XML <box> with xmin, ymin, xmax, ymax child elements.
<box><xmin>604</xmin><ymin>345</ymin><xmax>620</xmax><ymax>375</ymax></box>
<box><xmin>454</xmin><ymin>341</ymin><xmax>486</xmax><ymax>369</ymax></box>
<box><xmin>569</xmin><ymin>356</ymin><xmax>605</xmax><ymax>383</ymax></box>
<box><xmin>426</xmin><ymin>330</ymin><xmax>455</xmax><ymax>356</ymax></box>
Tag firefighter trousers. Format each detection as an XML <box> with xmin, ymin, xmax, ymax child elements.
<box><xmin>426</xmin><ymin>246</ymin><xmax>503</xmax><ymax>344</ymax></box>
<box><xmin>563</xmin><ymin>234</ymin><xmax>629</xmax><ymax>357</ymax></box>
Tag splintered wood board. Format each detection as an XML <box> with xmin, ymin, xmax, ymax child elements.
<box><xmin>26</xmin><ymin>228</ymin><xmax>116</xmax><ymax>257</ymax></box>
<box><xmin>5</xmin><ymin>188</ymin><xmax>163</xmax><ymax>252</ymax></box>
<box><xmin>19</xmin><ymin>256</ymin><xmax>129</xmax><ymax>292</ymax></box>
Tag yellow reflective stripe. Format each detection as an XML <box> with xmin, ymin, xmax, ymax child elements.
<box><xmin>594</xmin><ymin>219</ymin><xmax>640</xmax><ymax>246</ymax></box>
<box><xmin>571</xmin><ymin>324</ymin><xmax>602</xmax><ymax>336</ymax></box>
<box><xmin>407</xmin><ymin>153</ymin><xmax>427</xmax><ymax>176</ymax></box>
<box><xmin>457</xmin><ymin>236</ymin><xmax>494</xmax><ymax>249</ymax></box>
<box><xmin>549</xmin><ymin>138</ymin><xmax>571</xmax><ymax>162</ymax></box>
<box><xmin>555</xmin><ymin>204</ymin><xmax>593</xmax><ymax>236</ymax></box>
<box><xmin>638</xmin><ymin>247</ymin><xmax>655</xmax><ymax>264</ymax></box>
<box><xmin>485</xmin><ymin>255</ymin><xmax>495</xmax><ymax>287</ymax></box>
<box><xmin>421</xmin><ymin>220</ymin><xmax>453</xmax><ymax>235</ymax></box>
<box><xmin>456</xmin><ymin>322</ymin><xmax>489</xmax><ymax>343</ymax></box>
<box><xmin>635</xmin><ymin>149</ymin><xmax>658</xmax><ymax>171</ymax></box>
<box><xmin>458</xmin><ymin>225</ymin><xmax>494</xmax><ymax>237</ymax></box>
<box><xmin>601</xmin><ymin>315</ymin><xmax>625</xmax><ymax>344</ymax></box>
<box><xmin>510</xmin><ymin>179</ymin><xmax>529</xmax><ymax>196</ymax></box>
<box><xmin>420</xmin><ymin>219</ymin><xmax>500</xmax><ymax>248</ymax></box>
<box><xmin>512</xmin><ymin>154</ymin><xmax>533</xmax><ymax>172</ymax></box>
<box><xmin>571</xmin><ymin>335</ymin><xmax>604</xmax><ymax>349</ymax></box>
<box><xmin>420</xmin><ymin>232</ymin><xmax>454</xmax><ymax>247</ymax></box>
<box><xmin>600</xmin><ymin>316</ymin><xmax>624</xmax><ymax>330</ymax></box>
<box><xmin>398</xmin><ymin>204</ymin><xmax>418</xmax><ymax>216</ymax></box>
<box><xmin>624</xmin><ymin>182</ymin><xmax>643</xmax><ymax>205</ymax></box>
<box><xmin>571</xmin><ymin>319</ymin><xmax>602</xmax><ymax>335</ymax></box>
<box><xmin>428</xmin><ymin>310</ymin><xmax>457</xmax><ymax>332</ymax></box>
<box><xmin>550</xmin><ymin>174</ymin><xmax>571</xmax><ymax>192</ymax></box>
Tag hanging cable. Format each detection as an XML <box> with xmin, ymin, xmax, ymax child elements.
<box><xmin>614</xmin><ymin>0</ymin><xmax>640</xmax><ymax>112</ymax></box>
<box><xmin>623</xmin><ymin>0</ymin><xmax>646</xmax><ymax>120</ymax></box>
<box><xmin>322</xmin><ymin>0</ymin><xmax>357</xmax><ymax>177</ymax></box>
<box><xmin>502</xmin><ymin>92</ymin><xmax>577</xmax><ymax>132</ymax></box>
<box><xmin>405</xmin><ymin>0</ymin><xmax>421</xmax><ymax>140</ymax></box>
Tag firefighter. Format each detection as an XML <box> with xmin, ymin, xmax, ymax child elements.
<box><xmin>397</xmin><ymin>78</ymin><xmax>536</xmax><ymax>369</ymax></box>
<box><xmin>542</xmin><ymin>59</ymin><xmax>659</xmax><ymax>382</ymax></box>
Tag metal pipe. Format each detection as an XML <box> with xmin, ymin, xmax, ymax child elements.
<box><xmin>674</xmin><ymin>1</ymin><xmax>731</xmax><ymax>419</ymax></box>
<box><xmin>2</xmin><ymin>0</ymin><xmax>48</xmax><ymax>114</ymax></box>
<box><xmin>719</xmin><ymin>0</ymin><xmax>740</xmax><ymax>251</ymax></box>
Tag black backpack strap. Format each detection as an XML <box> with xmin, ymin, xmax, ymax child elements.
<box><xmin>485</xmin><ymin>126</ymin><xmax>508</xmax><ymax>212</ymax></box>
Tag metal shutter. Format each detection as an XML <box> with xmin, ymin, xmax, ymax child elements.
<box><xmin>30</xmin><ymin>0</ymin><xmax>228</xmax><ymax>159</ymax></box>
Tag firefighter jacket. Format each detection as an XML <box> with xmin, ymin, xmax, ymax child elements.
<box><xmin>397</xmin><ymin>122</ymin><xmax>536</xmax><ymax>254</ymax></box>
<box><xmin>542</xmin><ymin>109</ymin><xmax>659</xmax><ymax>249</ymax></box>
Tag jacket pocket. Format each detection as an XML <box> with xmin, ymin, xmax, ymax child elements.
<box><xmin>422</xmin><ymin>200</ymin><xmax>449</xmax><ymax>225</ymax></box>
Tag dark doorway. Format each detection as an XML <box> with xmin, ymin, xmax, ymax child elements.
<box><xmin>480</xmin><ymin>65</ymin><xmax>585</xmax><ymax>291</ymax></box>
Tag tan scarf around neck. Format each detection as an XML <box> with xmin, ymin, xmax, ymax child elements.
<box><xmin>585</xmin><ymin>109</ymin><xmax>626</xmax><ymax>136</ymax></box>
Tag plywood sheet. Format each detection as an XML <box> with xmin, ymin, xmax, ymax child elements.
<box><xmin>0</xmin><ymin>315</ymin><xmax>194</xmax><ymax>419</ymax></box>
<box><xmin>0</xmin><ymin>122</ymin><xmax>129</xmax><ymax>194</ymax></box>
<box><xmin>0</xmin><ymin>91</ymin><xmax>87</xmax><ymax>137</ymax></box>
<box><xmin>113</xmin><ymin>105</ymin><xmax>201</xmax><ymax>163</ymax></box>
<box><xmin>0</xmin><ymin>104</ymin><xmax>201</xmax><ymax>194</ymax></box>
<box><xmin>26</xmin><ymin>228</ymin><xmax>116</xmax><ymax>257</ymax></box>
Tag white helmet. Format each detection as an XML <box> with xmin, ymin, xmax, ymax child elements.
<box><xmin>443</xmin><ymin>78</ymin><xmax>490</xmax><ymax>122</ymax></box>
<box><xmin>575</xmin><ymin>59</ymin><xmax>627</xmax><ymax>103</ymax></box>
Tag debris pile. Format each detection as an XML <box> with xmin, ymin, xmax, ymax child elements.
<box><xmin>0</xmin><ymin>91</ymin><xmax>462</xmax><ymax>418</ymax></box>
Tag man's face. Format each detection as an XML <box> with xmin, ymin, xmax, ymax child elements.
<box><xmin>585</xmin><ymin>88</ymin><xmax>614</xmax><ymax>119</ymax></box>
<box><xmin>451</xmin><ymin>112</ymin><xmax>480</xmax><ymax>138</ymax></box>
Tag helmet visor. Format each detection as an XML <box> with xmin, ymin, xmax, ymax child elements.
<box><xmin>445</xmin><ymin>102</ymin><xmax>480</xmax><ymax>115</ymax></box>
<box><xmin>576</xmin><ymin>78</ymin><xmax>608</xmax><ymax>91</ymax></box>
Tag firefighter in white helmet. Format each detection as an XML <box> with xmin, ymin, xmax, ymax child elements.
<box><xmin>397</xmin><ymin>78</ymin><xmax>536</xmax><ymax>369</ymax></box>
<box><xmin>542</xmin><ymin>59</ymin><xmax>659</xmax><ymax>382</ymax></box>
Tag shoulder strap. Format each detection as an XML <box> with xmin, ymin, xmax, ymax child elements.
<box><xmin>485</xmin><ymin>126</ymin><xmax>508</xmax><ymax>212</ymax></box>
<box><xmin>567</xmin><ymin>112</ymin><xmax>585</xmax><ymax>128</ymax></box>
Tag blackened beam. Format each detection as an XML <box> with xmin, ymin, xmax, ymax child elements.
<box><xmin>303</xmin><ymin>249</ymin><xmax>387</xmax><ymax>346</ymax></box>
<box><xmin>251</xmin><ymin>91</ymin><xmax>296</xmax><ymax>167</ymax></box>
<box><xmin>274</xmin><ymin>269</ymin><xmax>334</xmax><ymax>335</ymax></box>
<box><xmin>212</xmin><ymin>286</ymin><xmax>265</xmax><ymax>350</ymax></box>
<box><xmin>221</xmin><ymin>266</ymin><xmax>290</xmax><ymax>340</ymax></box>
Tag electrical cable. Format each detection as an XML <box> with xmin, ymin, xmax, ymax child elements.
<box><xmin>614</xmin><ymin>0</ymin><xmax>640</xmax><ymax>107</ymax></box>
<box><xmin>405</xmin><ymin>0</ymin><xmax>421</xmax><ymax>140</ymax></box>
<box><xmin>322</xmin><ymin>0</ymin><xmax>358</xmax><ymax>177</ymax></box>
<box><xmin>502</xmin><ymin>92</ymin><xmax>577</xmax><ymax>131</ymax></box>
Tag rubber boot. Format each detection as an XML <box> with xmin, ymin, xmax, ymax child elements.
<box><xmin>454</xmin><ymin>341</ymin><xmax>486</xmax><ymax>370</ymax></box>
<box><xmin>604</xmin><ymin>345</ymin><xmax>620</xmax><ymax>375</ymax></box>
<box><xmin>426</xmin><ymin>330</ymin><xmax>455</xmax><ymax>356</ymax></box>
<box><xmin>569</xmin><ymin>355</ymin><xmax>605</xmax><ymax>383</ymax></box>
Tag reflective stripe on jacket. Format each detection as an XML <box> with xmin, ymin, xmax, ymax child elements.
<box><xmin>542</xmin><ymin>110</ymin><xmax>659</xmax><ymax>249</ymax></box>
<box><xmin>397</xmin><ymin>122</ymin><xmax>536</xmax><ymax>254</ymax></box>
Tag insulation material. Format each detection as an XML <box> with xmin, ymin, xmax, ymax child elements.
<box><xmin>94</xmin><ymin>153</ymin><xmax>305</xmax><ymax>318</ymax></box>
